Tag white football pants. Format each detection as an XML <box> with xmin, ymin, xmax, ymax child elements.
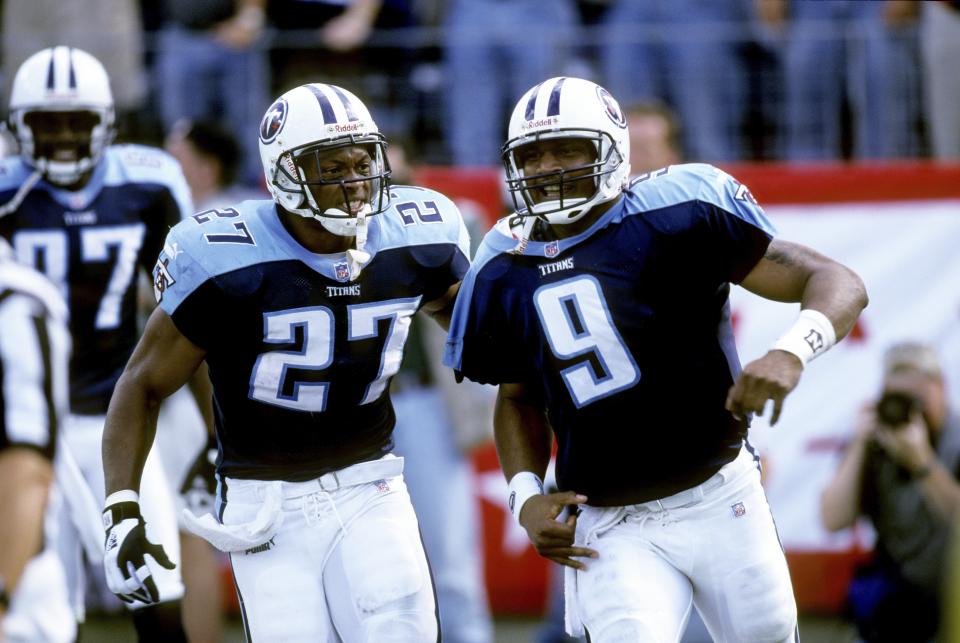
<box><xmin>219</xmin><ymin>455</ymin><xmax>439</xmax><ymax>642</ymax></box>
<box><xmin>568</xmin><ymin>446</ymin><xmax>798</xmax><ymax>643</ymax></box>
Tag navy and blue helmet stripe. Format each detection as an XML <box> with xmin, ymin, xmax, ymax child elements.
<box><xmin>305</xmin><ymin>84</ymin><xmax>361</xmax><ymax>124</ymax></box>
<box><xmin>329</xmin><ymin>85</ymin><xmax>359</xmax><ymax>122</ymax></box>
<box><xmin>45</xmin><ymin>50</ymin><xmax>56</xmax><ymax>90</ymax></box>
<box><xmin>546</xmin><ymin>77</ymin><xmax>566</xmax><ymax>117</ymax></box>
<box><xmin>305</xmin><ymin>84</ymin><xmax>338</xmax><ymax>123</ymax></box>
<box><xmin>67</xmin><ymin>48</ymin><xmax>77</xmax><ymax>89</ymax></box>
<box><xmin>524</xmin><ymin>82</ymin><xmax>544</xmax><ymax>121</ymax></box>
<box><xmin>44</xmin><ymin>47</ymin><xmax>79</xmax><ymax>91</ymax></box>
<box><xmin>523</xmin><ymin>77</ymin><xmax>567</xmax><ymax>121</ymax></box>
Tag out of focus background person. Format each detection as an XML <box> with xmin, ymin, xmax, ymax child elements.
<box><xmin>441</xmin><ymin>0</ymin><xmax>575</xmax><ymax>166</ymax></box>
<box><xmin>820</xmin><ymin>342</ymin><xmax>960</xmax><ymax>643</ymax></box>
<box><xmin>154</xmin><ymin>0</ymin><xmax>268</xmax><ymax>186</ymax></box>
<box><xmin>164</xmin><ymin>118</ymin><xmax>266</xmax><ymax>211</ymax></box>
<box><xmin>760</xmin><ymin>0</ymin><xmax>923</xmax><ymax>160</ymax></box>
<box><xmin>388</xmin><ymin>140</ymin><xmax>495</xmax><ymax>643</ymax></box>
<box><xmin>919</xmin><ymin>0</ymin><xmax>960</xmax><ymax>160</ymax></box>
<box><xmin>0</xmin><ymin>238</ymin><xmax>73</xmax><ymax>643</ymax></box>
<box><xmin>1</xmin><ymin>0</ymin><xmax>149</xmax><ymax>138</ymax></box>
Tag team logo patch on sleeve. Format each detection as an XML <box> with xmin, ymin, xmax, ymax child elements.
<box><xmin>153</xmin><ymin>257</ymin><xmax>176</xmax><ymax>302</ymax></box>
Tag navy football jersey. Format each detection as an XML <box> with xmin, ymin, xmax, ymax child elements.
<box><xmin>445</xmin><ymin>164</ymin><xmax>775</xmax><ymax>506</ymax></box>
<box><xmin>0</xmin><ymin>146</ymin><xmax>192</xmax><ymax>414</ymax></box>
<box><xmin>154</xmin><ymin>186</ymin><xmax>470</xmax><ymax>481</ymax></box>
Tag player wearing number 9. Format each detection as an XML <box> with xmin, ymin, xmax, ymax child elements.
<box><xmin>444</xmin><ymin>76</ymin><xmax>869</xmax><ymax>642</ymax></box>
<box><xmin>101</xmin><ymin>82</ymin><xmax>469</xmax><ymax>641</ymax></box>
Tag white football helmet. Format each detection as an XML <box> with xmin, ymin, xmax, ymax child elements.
<box><xmin>502</xmin><ymin>77</ymin><xmax>631</xmax><ymax>225</ymax></box>
<box><xmin>8</xmin><ymin>46</ymin><xmax>115</xmax><ymax>186</ymax></box>
<box><xmin>258</xmin><ymin>83</ymin><xmax>390</xmax><ymax>238</ymax></box>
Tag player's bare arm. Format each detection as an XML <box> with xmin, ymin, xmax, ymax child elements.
<box><xmin>496</xmin><ymin>382</ymin><xmax>597</xmax><ymax>569</ymax></box>
<box><xmin>727</xmin><ymin>239</ymin><xmax>869</xmax><ymax>424</ymax></box>
<box><xmin>421</xmin><ymin>281</ymin><xmax>461</xmax><ymax>331</ymax></box>
<box><xmin>103</xmin><ymin>307</ymin><xmax>208</xmax><ymax>495</ymax></box>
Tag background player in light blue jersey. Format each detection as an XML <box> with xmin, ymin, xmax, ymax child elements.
<box><xmin>445</xmin><ymin>77</ymin><xmax>869</xmax><ymax>642</ymax></box>
<box><xmin>101</xmin><ymin>82</ymin><xmax>469</xmax><ymax>641</ymax></box>
<box><xmin>0</xmin><ymin>47</ymin><xmax>196</xmax><ymax>641</ymax></box>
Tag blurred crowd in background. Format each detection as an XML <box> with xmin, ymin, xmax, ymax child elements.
<box><xmin>1</xmin><ymin>0</ymin><xmax>958</xmax><ymax>190</ymax></box>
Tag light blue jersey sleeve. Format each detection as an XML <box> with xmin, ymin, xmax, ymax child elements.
<box><xmin>626</xmin><ymin>163</ymin><xmax>776</xmax><ymax>236</ymax></box>
<box><xmin>376</xmin><ymin>185</ymin><xmax>471</xmax><ymax>259</ymax></box>
<box><xmin>152</xmin><ymin>199</ymin><xmax>278</xmax><ymax>314</ymax></box>
<box><xmin>104</xmin><ymin>144</ymin><xmax>195</xmax><ymax>221</ymax></box>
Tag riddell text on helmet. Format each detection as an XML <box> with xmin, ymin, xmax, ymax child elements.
<box><xmin>522</xmin><ymin>117</ymin><xmax>559</xmax><ymax>130</ymax></box>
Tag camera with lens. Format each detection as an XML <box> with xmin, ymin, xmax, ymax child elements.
<box><xmin>876</xmin><ymin>391</ymin><xmax>920</xmax><ymax>428</ymax></box>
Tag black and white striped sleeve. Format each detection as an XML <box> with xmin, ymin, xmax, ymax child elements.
<box><xmin>0</xmin><ymin>265</ymin><xmax>71</xmax><ymax>460</ymax></box>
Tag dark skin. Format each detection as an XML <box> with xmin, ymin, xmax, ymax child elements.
<box><xmin>500</xmin><ymin>137</ymin><xmax>869</xmax><ymax>569</ymax></box>
<box><xmin>24</xmin><ymin>110</ymin><xmax>100</xmax><ymax>189</ymax></box>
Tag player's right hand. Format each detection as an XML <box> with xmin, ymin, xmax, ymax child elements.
<box><xmin>519</xmin><ymin>491</ymin><xmax>598</xmax><ymax>570</ymax></box>
<box><xmin>102</xmin><ymin>494</ymin><xmax>175</xmax><ymax>604</ymax></box>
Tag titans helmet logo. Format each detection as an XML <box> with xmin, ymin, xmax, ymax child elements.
<box><xmin>259</xmin><ymin>98</ymin><xmax>288</xmax><ymax>143</ymax></box>
<box><xmin>596</xmin><ymin>87</ymin><xmax>627</xmax><ymax>129</ymax></box>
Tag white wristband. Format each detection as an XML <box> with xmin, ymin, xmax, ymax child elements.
<box><xmin>507</xmin><ymin>471</ymin><xmax>544</xmax><ymax>525</ymax></box>
<box><xmin>104</xmin><ymin>489</ymin><xmax>139</xmax><ymax>507</ymax></box>
<box><xmin>771</xmin><ymin>309</ymin><xmax>837</xmax><ymax>366</ymax></box>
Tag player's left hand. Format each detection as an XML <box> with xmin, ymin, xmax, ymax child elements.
<box><xmin>726</xmin><ymin>349</ymin><xmax>804</xmax><ymax>425</ymax></box>
<box><xmin>102</xmin><ymin>496</ymin><xmax>176</xmax><ymax>604</ymax></box>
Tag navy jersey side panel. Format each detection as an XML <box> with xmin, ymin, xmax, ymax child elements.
<box><xmin>0</xmin><ymin>146</ymin><xmax>192</xmax><ymax>414</ymax></box>
<box><xmin>446</xmin><ymin>164</ymin><xmax>773</xmax><ymax>505</ymax></box>
<box><xmin>156</xmin><ymin>188</ymin><xmax>468</xmax><ymax>481</ymax></box>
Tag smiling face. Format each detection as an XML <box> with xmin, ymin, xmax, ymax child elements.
<box><xmin>23</xmin><ymin>110</ymin><xmax>101</xmax><ymax>187</ymax></box>
<box><xmin>514</xmin><ymin>138</ymin><xmax>598</xmax><ymax>205</ymax></box>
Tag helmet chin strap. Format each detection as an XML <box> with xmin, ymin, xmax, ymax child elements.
<box><xmin>319</xmin><ymin>204</ymin><xmax>372</xmax><ymax>281</ymax></box>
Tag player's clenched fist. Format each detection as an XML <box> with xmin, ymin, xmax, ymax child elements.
<box><xmin>102</xmin><ymin>490</ymin><xmax>176</xmax><ymax>604</ymax></box>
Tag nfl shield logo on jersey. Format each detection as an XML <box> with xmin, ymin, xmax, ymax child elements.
<box><xmin>334</xmin><ymin>261</ymin><xmax>350</xmax><ymax>282</ymax></box>
<box><xmin>544</xmin><ymin>241</ymin><xmax>560</xmax><ymax>258</ymax></box>
<box><xmin>731</xmin><ymin>502</ymin><xmax>746</xmax><ymax>518</ymax></box>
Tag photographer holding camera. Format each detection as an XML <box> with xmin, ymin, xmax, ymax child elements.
<box><xmin>821</xmin><ymin>342</ymin><xmax>960</xmax><ymax>642</ymax></box>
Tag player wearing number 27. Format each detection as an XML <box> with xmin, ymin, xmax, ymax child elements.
<box><xmin>445</xmin><ymin>77</ymin><xmax>869</xmax><ymax>642</ymax></box>
<box><xmin>101</xmin><ymin>82</ymin><xmax>468</xmax><ymax>641</ymax></box>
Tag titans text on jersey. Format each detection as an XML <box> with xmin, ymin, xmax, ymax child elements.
<box><xmin>445</xmin><ymin>164</ymin><xmax>776</xmax><ymax>506</ymax></box>
<box><xmin>0</xmin><ymin>145</ymin><xmax>192</xmax><ymax>414</ymax></box>
<box><xmin>155</xmin><ymin>185</ymin><xmax>470</xmax><ymax>481</ymax></box>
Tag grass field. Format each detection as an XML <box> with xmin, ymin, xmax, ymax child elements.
<box><xmin>79</xmin><ymin>612</ymin><xmax>858</xmax><ymax>642</ymax></box>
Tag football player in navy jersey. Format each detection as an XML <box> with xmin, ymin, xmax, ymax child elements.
<box><xmin>101</xmin><ymin>83</ymin><xmax>469</xmax><ymax>641</ymax></box>
<box><xmin>0</xmin><ymin>47</ymin><xmax>194</xmax><ymax>641</ymax></box>
<box><xmin>444</xmin><ymin>77</ymin><xmax>869</xmax><ymax>642</ymax></box>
